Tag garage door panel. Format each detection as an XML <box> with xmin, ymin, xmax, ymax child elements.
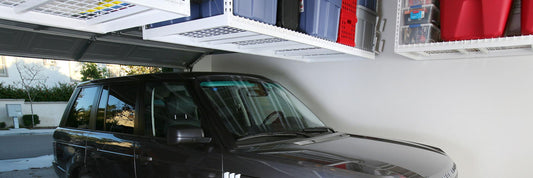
<box><xmin>0</xmin><ymin>20</ymin><xmax>219</xmax><ymax>68</ymax></box>
<box><xmin>27</xmin><ymin>34</ymin><xmax>86</xmax><ymax>56</ymax></box>
<box><xmin>0</xmin><ymin>27</ymin><xmax>85</xmax><ymax>60</ymax></box>
<box><xmin>0</xmin><ymin>28</ymin><xmax>25</xmax><ymax>50</ymax></box>
<box><xmin>82</xmin><ymin>41</ymin><xmax>202</xmax><ymax>68</ymax></box>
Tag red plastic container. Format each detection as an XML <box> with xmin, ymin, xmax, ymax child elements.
<box><xmin>337</xmin><ymin>0</ymin><xmax>357</xmax><ymax>46</ymax></box>
<box><xmin>523</xmin><ymin>0</ymin><xmax>533</xmax><ymax>35</ymax></box>
<box><xmin>441</xmin><ymin>0</ymin><xmax>513</xmax><ymax>41</ymax></box>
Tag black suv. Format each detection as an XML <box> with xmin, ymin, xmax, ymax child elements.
<box><xmin>53</xmin><ymin>72</ymin><xmax>457</xmax><ymax>178</ymax></box>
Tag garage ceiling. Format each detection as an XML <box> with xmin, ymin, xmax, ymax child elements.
<box><xmin>0</xmin><ymin>19</ymin><xmax>226</xmax><ymax>69</ymax></box>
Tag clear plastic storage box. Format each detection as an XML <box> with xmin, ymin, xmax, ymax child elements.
<box><xmin>354</xmin><ymin>5</ymin><xmax>377</xmax><ymax>51</ymax></box>
<box><xmin>401</xmin><ymin>24</ymin><xmax>441</xmax><ymax>44</ymax></box>
<box><xmin>402</xmin><ymin>4</ymin><xmax>440</xmax><ymax>25</ymax></box>
<box><xmin>403</xmin><ymin>0</ymin><xmax>439</xmax><ymax>8</ymax></box>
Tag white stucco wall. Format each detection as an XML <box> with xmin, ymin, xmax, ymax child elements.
<box><xmin>22</xmin><ymin>102</ymin><xmax>67</xmax><ymax>127</ymax></box>
<box><xmin>0</xmin><ymin>56</ymin><xmax>80</xmax><ymax>87</ymax></box>
<box><xmin>207</xmin><ymin>1</ymin><xmax>533</xmax><ymax>177</ymax></box>
<box><xmin>0</xmin><ymin>99</ymin><xmax>66</xmax><ymax>128</ymax></box>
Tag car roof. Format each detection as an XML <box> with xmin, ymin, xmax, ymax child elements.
<box><xmin>78</xmin><ymin>72</ymin><xmax>271</xmax><ymax>87</ymax></box>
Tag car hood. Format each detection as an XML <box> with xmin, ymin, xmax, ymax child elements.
<box><xmin>235</xmin><ymin>133</ymin><xmax>456</xmax><ymax>178</ymax></box>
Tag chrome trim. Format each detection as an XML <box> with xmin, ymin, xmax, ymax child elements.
<box><xmin>97</xmin><ymin>149</ymin><xmax>134</xmax><ymax>158</ymax></box>
<box><xmin>56</xmin><ymin>165</ymin><xmax>66</xmax><ymax>173</ymax></box>
<box><xmin>56</xmin><ymin>142</ymin><xmax>85</xmax><ymax>149</ymax></box>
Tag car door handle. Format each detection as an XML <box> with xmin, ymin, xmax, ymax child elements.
<box><xmin>143</xmin><ymin>156</ymin><xmax>153</xmax><ymax>162</ymax></box>
<box><xmin>136</xmin><ymin>155</ymin><xmax>152</xmax><ymax>162</ymax></box>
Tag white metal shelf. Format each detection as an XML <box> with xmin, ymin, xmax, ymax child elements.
<box><xmin>393</xmin><ymin>0</ymin><xmax>533</xmax><ymax>60</ymax></box>
<box><xmin>143</xmin><ymin>14</ymin><xmax>375</xmax><ymax>62</ymax></box>
<box><xmin>0</xmin><ymin>0</ymin><xmax>190</xmax><ymax>33</ymax></box>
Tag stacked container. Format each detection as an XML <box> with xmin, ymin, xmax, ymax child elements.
<box><xmin>522</xmin><ymin>0</ymin><xmax>533</xmax><ymax>35</ymax></box>
<box><xmin>277</xmin><ymin>0</ymin><xmax>300</xmax><ymax>30</ymax></box>
<box><xmin>233</xmin><ymin>0</ymin><xmax>278</xmax><ymax>25</ymax></box>
<box><xmin>201</xmin><ymin>0</ymin><xmax>224</xmax><ymax>18</ymax></box>
<box><xmin>337</xmin><ymin>0</ymin><xmax>357</xmax><ymax>47</ymax></box>
<box><xmin>354</xmin><ymin>0</ymin><xmax>377</xmax><ymax>51</ymax></box>
<box><xmin>440</xmin><ymin>0</ymin><xmax>512</xmax><ymax>41</ymax></box>
<box><xmin>354</xmin><ymin>5</ymin><xmax>376</xmax><ymax>51</ymax></box>
<box><xmin>147</xmin><ymin>0</ymin><xmax>278</xmax><ymax>28</ymax></box>
<box><xmin>400</xmin><ymin>0</ymin><xmax>441</xmax><ymax>44</ymax></box>
<box><xmin>299</xmin><ymin>0</ymin><xmax>343</xmax><ymax>41</ymax></box>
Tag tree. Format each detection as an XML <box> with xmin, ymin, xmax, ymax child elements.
<box><xmin>15</xmin><ymin>61</ymin><xmax>48</xmax><ymax>128</ymax></box>
<box><xmin>80</xmin><ymin>63</ymin><xmax>108</xmax><ymax>81</ymax></box>
<box><xmin>121</xmin><ymin>65</ymin><xmax>162</xmax><ymax>75</ymax></box>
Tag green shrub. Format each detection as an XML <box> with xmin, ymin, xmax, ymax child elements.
<box><xmin>0</xmin><ymin>122</ymin><xmax>5</xmax><ymax>128</ymax></box>
<box><xmin>0</xmin><ymin>83</ymin><xmax>26</xmax><ymax>99</ymax></box>
<box><xmin>0</xmin><ymin>82</ymin><xmax>75</xmax><ymax>101</ymax></box>
<box><xmin>22</xmin><ymin>114</ymin><xmax>40</xmax><ymax>128</ymax></box>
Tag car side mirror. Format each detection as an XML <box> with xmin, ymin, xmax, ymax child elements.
<box><xmin>167</xmin><ymin>125</ymin><xmax>212</xmax><ymax>145</ymax></box>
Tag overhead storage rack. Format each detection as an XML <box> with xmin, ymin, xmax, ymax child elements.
<box><xmin>394</xmin><ymin>0</ymin><xmax>533</xmax><ymax>60</ymax></box>
<box><xmin>143</xmin><ymin>0</ymin><xmax>374</xmax><ymax>62</ymax></box>
<box><xmin>0</xmin><ymin>0</ymin><xmax>190</xmax><ymax>33</ymax></box>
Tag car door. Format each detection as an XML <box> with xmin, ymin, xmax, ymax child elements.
<box><xmin>135</xmin><ymin>81</ymin><xmax>223</xmax><ymax>177</ymax></box>
<box><xmin>85</xmin><ymin>84</ymin><xmax>139</xmax><ymax>177</ymax></box>
<box><xmin>54</xmin><ymin>86</ymin><xmax>97</xmax><ymax>176</ymax></box>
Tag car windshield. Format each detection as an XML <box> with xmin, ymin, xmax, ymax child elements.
<box><xmin>200</xmin><ymin>78</ymin><xmax>326</xmax><ymax>140</ymax></box>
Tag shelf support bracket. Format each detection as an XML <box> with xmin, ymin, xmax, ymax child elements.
<box><xmin>14</xmin><ymin>0</ymin><xmax>53</xmax><ymax>13</ymax></box>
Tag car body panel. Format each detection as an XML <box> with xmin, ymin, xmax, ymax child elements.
<box><xmin>52</xmin><ymin>72</ymin><xmax>457</xmax><ymax>178</ymax></box>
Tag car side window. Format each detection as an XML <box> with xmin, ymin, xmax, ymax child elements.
<box><xmin>145</xmin><ymin>82</ymin><xmax>199</xmax><ymax>137</ymax></box>
<box><xmin>65</xmin><ymin>86</ymin><xmax>98</xmax><ymax>129</ymax></box>
<box><xmin>100</xmin><ymin>85</ymin><xmax>137</xmax><ymax>134</ymax></box>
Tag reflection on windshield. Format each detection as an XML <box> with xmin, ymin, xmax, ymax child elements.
<box><xmin>200</xmin><ymin>79</ymin><xmax>325</xmax><ymax>139</ymax></box>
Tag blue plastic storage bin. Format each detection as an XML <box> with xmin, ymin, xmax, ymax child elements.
<box><xmin>357</xmin><ymin>0</ymin><xmax>376</xmax><ymax>11</ymax></box>
<box><xmin>299</xmin><ymin>0</ymin><xmax>342</xmax><ymax>41</ymax></box>
<box><xmin>147</xmin><ymin>3</ymin><xmax>201</xmax><ymax>29</ymax></box>
<box><xmin>233</xmin><ymin>0</ymin><xmax>278</xmax><ymax>25</ymax></box>
<box><xmin>201</xmin><ymin>0</ymin><xmax>224</xmax><ymax>17</ymax></box>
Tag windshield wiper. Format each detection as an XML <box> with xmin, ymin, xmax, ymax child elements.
<box><xmin>301</xmin><ymin>127</ymin><xmax>335</xmax><ymax>133</ymax></box>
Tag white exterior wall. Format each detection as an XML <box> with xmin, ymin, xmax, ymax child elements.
<box><xmin>0</xmin><ymin>56</ymin><xmax>81</xmax><ymax>87</ymax></box>
<box><xmin>0</xmin><ymin>99</ymin><xmax>66</xmax><ymax>127</ymax></box>
<box><xmin>22</xmin><ymin>102</ymin><xmax>67</xmax><ymax>127</ymax></box>
<box><xmin>207</xmin><ymin>1</ymin><xmax>533</xmax><ymax>177</ymax></box>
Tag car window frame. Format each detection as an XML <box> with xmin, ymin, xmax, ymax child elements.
<box><xmin>142</xmin><ymin>80</ymin><xmax>205</xmax><ymax>138</ymax></box>
<box><xmin>60</xmin><ymin>85</ymin><xmax>102</xmax><ymax>130</ymax></box>
<box><xmin>88</xmin><ymin>81</ymin><xmax>144</xmax><ymax>136</ymax></box>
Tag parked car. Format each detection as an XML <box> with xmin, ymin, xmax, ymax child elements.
<box><xmin>53</xmin><ymin>72</ymin><xmax>457</xmax><ymax>178</ymax></box>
